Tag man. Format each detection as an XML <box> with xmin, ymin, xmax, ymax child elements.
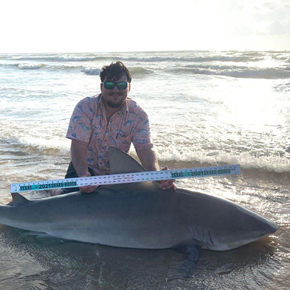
<box><xmin>52</xmin><ymin>61</ymin><xmax>175</xmax><ymax>195</ymax></box>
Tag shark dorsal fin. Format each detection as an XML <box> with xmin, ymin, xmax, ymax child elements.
<box><xmin>108</xmin><ymin>147</ymin><xmax>147</xmax><ymax>174</ymax></box>
<box><xmin>8</xmin><ymin>192</ymin><xmax>30</xmax><ymax>206</ymax></box>
<box><xmin>108</xmin><ymin>147</ymin><xmax>160</xmax><ymax>190</ymax></box>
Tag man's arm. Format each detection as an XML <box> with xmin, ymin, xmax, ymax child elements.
<box><xmin>71</xmin><ymin>139</ymin><xmax>89</xmax><ymax>176</ymax></box>
<box><xmin>137</xmin><ymin>148</ymin><xmax>176</xmax><ymax>190</ymax></box>
<box><xmin>71</xmin><ymin>139</ymin><xmax>98</xmax><ymax>193</ymax></box>
<box><xmin>136</xmin><ymin>147</ymin><xmax>160</xmax><ymax>171</ymax></box>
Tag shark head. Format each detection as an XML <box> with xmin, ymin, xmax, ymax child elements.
<box><xmin>214</xmin><ymin>204</ymin><xmax>278</xmax><ymax>250</ymax></box>
<box><xmin>177</xmin><ymin>189</ymin><xmax>278</xmax><ymax>251</ymax></box>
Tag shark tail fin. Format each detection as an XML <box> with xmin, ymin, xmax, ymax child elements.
<box><xmin>8</xmin><ymin>192</ymin><xmax>30</xmax><ymax>206</ymax></box>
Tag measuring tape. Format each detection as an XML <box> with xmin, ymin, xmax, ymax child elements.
<box><xmin>10</xmin><ymin>164</ymin><xmax>241</xmax><ymax>193</ymax></box>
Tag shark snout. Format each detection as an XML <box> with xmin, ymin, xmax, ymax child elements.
<box><xmin>264</xmin><ymin>220</ymin><xmax>278</xmax><ymax>234</ymax></box>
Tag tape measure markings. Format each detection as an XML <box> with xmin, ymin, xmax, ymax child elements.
<box><xmin>10</xmin><ymin>164</ymin><xmax>241</xmax><ymax>193</ymax></box>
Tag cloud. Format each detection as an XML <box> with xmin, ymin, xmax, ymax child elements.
<box><xmin>252</xmin><ymin>0</ymin><xmax>290</xmax><ymax>34</ymax></box>
<box><xmin>267</xmin><ymin>18</ymin><xmax>290</xmax><ymax>35</ymax></box>
<box><xmin>221</xmin><ymin>0</ymin><xmax>290</xmax><ymax>37</ymax></box>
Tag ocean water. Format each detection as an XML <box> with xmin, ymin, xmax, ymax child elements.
<box><xmin>0</xmin><ymin>50</ymin><xmax>289</xmax><ymax>289</ymax></box>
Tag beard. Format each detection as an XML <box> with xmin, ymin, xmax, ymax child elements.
<box><xmin>106</xmin><ymin>97</ymin><xmax>126</xmax><ymax>108</ymax></box>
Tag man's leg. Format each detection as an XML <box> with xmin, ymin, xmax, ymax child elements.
<box><xmin>50</xmin><ymin>162</ymin><xmax>95</xmax><ymax>196</ymax></box>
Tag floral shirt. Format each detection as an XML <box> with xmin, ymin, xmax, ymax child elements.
<box><xmin>66</xmin><ymin>94</ymin><xmax>153</xmax><ymax>175</ymax></box>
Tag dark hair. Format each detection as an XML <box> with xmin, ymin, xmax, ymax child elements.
<box><xmin>100</xmin><ymin>61</ymin><xmax>132</xmax><ymax>83</ymax></box>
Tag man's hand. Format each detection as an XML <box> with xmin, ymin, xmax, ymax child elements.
<box><xmin>158</xmin><ymin>167</ymin><xmax>176</xmax><ymax>190</ymax></box>
<box><xmin>137</xmin><ymin>148</ymin><xmax>176</xmax><ymax>190</ymax></box>
<box><xmin>80</xmin><ymin>172</ymin><xmax>99</xmax><ymax>193</ymax></box>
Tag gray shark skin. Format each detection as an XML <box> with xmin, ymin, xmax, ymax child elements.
<box><xmin>0</xmin><ymin>147</ymin><xmax>278</xmax><ymax>251</ymax></box>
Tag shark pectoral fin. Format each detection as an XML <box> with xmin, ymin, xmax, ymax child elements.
<box><xmin>174</xmin><ymin>243</ymin><xmax>201</xmax><ymax>262</ymax></box>
<box><xmin>8</xmin><ymin>192</ymin><xmax>30</xmax><ymax>206</ymax></box>
<box><xmin>174</xmin><ymin>243</ymin><xmax>201</xmax><ymax>277</ymax></box>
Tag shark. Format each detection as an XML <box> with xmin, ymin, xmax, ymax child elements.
<box><xmin>0</xmin><ymin>147</ymin><xmax>278</xmax><ymax>251</ymax></box>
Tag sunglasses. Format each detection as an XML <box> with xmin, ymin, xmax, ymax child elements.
<box><xmin>103</xmin><ymin>81</ymin><xmax>128</xmax><ymax>90</ymax></box>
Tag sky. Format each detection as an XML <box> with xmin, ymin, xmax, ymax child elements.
<box><xmin>0</xmin><ymin>0</ymin><xmax>289</xmax><ymax>53</ymax></box>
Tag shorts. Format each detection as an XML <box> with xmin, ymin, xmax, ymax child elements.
<box><xmin>61</xmin><ymin>162</ymin><xmax>96</xmax><ymax>194</ymax></box>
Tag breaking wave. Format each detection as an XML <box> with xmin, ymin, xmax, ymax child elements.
<box><xmin>168</xmin><ymin>66</ymin><xmax>290</xmax><ymax>79</ymax></box>
<box><xmin>18</xmin><ymin>63</ymin><xmax>44</xmax><ymax>70</ymax></box>
<box><xmin>2</xmin><ymin>133</ymin><xmax>289</xmax><ymax>175</ymax></box>
<box><xmin>0</xmin><ymin>62</ymin><xmax>154</xmax><ymax>78</ymax></box>
<box><xmin>2</xmin><ymin>62</ymin><xmax>289</xmax><ymax>79</ymax></box>
<box><xmin>81</xmin><ymin>67</ymin><xmax>100</xmax><ymax>75</ymax></box>
<box><xmin>1</xmin><ymin>51</ymin><xmax>287</xmax><ymax>64</ymax></box>
<box><xmin>1</xmin><ymin>51</ymin><xmax>289</xmax><ymax>79</ymax></box>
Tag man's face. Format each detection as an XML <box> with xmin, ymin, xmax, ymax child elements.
<box><xmin>101</xmin><ymin>74</ymin><xmax>130</xmax><ymax>109</ymax></box>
